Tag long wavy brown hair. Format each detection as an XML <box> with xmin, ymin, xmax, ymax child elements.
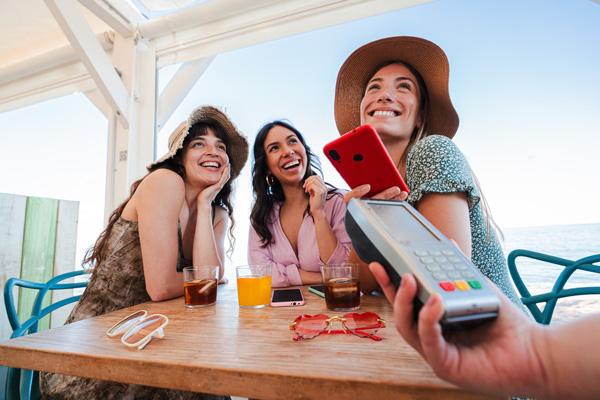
<box><xmin>82</xmin><ymin>121</ymin><xmax>237</xmax><ymax>272</ymax></box>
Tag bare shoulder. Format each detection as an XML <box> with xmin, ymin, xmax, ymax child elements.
<box><xmin>136</xmin><ymin>169</ymin><xmax>185</xmax><ymax>207</ymax></box>
<box><xmin>144</xmin><ymin>168</ymin><xmax>183</xmax><ymax>185</ymax></box>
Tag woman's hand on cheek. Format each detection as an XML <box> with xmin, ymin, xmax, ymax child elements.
<box><xmin>304</xmin><ymin>175</ymin><xmax>327</xmax><ymax>214</ymax></box>
<box><xmin>197</xmin><ymin>163</ymin><xmax>231</xmax><ymax>206</ymax></box>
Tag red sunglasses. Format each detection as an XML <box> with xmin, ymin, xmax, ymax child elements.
<box><xmin>289</xmin><ymin>312</ymin><xmax>386</xmax><ymax>341</ymax></box>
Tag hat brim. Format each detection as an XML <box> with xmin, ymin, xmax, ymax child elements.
<box><xmin>147</xmin><ymin>106</ymin><xmax>249</xmax><ymax>181</ymax></box>
<box><xmin>334</xmin><ymin>36</ymin><xmax>459</xmax><ymax>138</ymax></box>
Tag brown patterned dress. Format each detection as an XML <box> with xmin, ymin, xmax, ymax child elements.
<box><xmin>40</xmin><ymin>217</ymin><xmax>229</xmax><ymax>400</ymax></box>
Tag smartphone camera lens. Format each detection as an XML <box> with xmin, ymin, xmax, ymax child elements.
<box><xmin>353</xmin><ymin>154</ymin><xmax>363</xmax><ymax>162</ymax></box>
<box><xmin>328</xmin><ymin>150</ymin><xmax>340</xmax><ymax>162</ymax></box>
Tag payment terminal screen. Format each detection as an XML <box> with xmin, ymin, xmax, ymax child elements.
<box><xmin>369</xmin><ymin>203</ymin><xmax>439</xmax><ymax>242</ymax></box>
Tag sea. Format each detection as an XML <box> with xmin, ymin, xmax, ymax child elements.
<box><xmin>502</xmin><ymin>223</ymin><xmax>600</xmax><ymax>323</ymax></box>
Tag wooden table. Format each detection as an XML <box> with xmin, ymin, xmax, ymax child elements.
<box><xmin>0</xmin><ymin>283</ymin><xmax>499</xmax><ymax>399</ymax></box>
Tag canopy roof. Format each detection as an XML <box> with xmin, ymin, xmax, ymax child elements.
<box><xmin>0</xmin><ymin>0</ymin><xmax>437</xmax><ymax>217</ymax></box>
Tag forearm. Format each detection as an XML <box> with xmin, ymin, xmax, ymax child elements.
<box><xmin>312</xmin><ymin>211</ymin><xmax>339</xmax><ymax>263</ymax></box>
<box><xmin>536</xmin><ymin>315</ymin><xmax>600</xmax><ymax>400</ymax></box>
<box><xmin>193</xmin><ymin>203</ymin><xmax>225</xmax><ymax>279</ymax></box>
<box><xmin>146</xmin><ymin>272</ymin><xmax>185</xmax><ymax>301</ymax></box>
<box><xmin>299</xmin><ymin>269</ymin><xmax>323</xmax><ymax>285</ymax></box>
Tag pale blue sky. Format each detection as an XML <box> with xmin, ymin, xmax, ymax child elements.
<box><xmin>1</xmin><ymin>0</ymin><xmax>599</xmax><ymax>268</ymax></box>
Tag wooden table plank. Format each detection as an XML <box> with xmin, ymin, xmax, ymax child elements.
<box><xmin>0</xmin><ymin>283</ymin><xmax>501</xmax><ymax>399</ymax></box>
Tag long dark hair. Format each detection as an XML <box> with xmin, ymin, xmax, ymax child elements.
<box><xmin>83</xmin><ymin>121</ymin><xmax>237</xmax><ymax>271</ymax></box>
<box><xmin>250</xmin><ymin>120</ymin><xmax>338</xmax><ymax>247</ymax></box>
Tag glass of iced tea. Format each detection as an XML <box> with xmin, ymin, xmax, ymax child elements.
<box><xmin>320</xmin><ymin>263</ymin><xmax>360</xmax><ymax>311</ymax></box>
<box><xmin>183</xmin><ymin>266</ymin><xmax>219</xmax><ymax>308</ymax></box>
<box><xmin>236</xmin><ymin>265</ymin><xmax>272</xmax><ymax>309</ymax></box>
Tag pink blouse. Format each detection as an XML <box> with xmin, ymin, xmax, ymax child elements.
<box><xmin>248</xmin><ymin>191</ymin><xmax>352</xmax><ymax>287</ymax></box>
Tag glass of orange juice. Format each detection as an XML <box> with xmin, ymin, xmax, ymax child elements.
<box><xmin>236</xmin><ymin>265</ymin><xmax>272</xmax><ymax>308</ymax></box>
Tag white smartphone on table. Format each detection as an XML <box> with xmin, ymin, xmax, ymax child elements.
<box><xmin>271</xmin><ymin>288</ymin><xmax>305</xmax><ymax>307</ymax></box>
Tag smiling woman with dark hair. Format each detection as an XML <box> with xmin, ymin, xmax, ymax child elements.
<box><xmin>248</xmin><ymin>120</ymin><xmax>351</xmax><ymax>287</ymax></box>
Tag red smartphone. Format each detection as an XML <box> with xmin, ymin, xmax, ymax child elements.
<box><xmin>323</xmin><ymin>125</ymin><xmax>409</xmax><ymax>197</ymax></box>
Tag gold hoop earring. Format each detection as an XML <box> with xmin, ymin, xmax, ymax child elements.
<box><xmin>266</xmin><ymin>175</ymin><xmax>274</xmax><ymax>187</ymax></box>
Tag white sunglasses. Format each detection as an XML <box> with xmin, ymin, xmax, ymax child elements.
<box><xmin>106</xmin><ymin>310</ymin><xmax>169</xmax><ymax>350</ymax></box>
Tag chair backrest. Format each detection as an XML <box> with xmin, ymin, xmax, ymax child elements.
<box><xmin>507</xmin><ymin>249</ymin><xmax>600</xmax><ymax>325</ymax></box>
<box><xmin>4</xmin><ymin>269</ymin><xmax>89</xmax><ymax>400</ymax></box>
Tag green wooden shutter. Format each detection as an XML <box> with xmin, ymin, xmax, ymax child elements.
<box><xmin>18</xmin><ymin>197</ymin><xmax>59</xmax><ymax>331</ymax></box>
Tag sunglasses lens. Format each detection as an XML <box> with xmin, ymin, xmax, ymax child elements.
<box><xmin>293</xmin><ymin>314</ymin><xmax>329</xmax><ymax>340</ymax></box>
<box><xmin>122</xmin><ymin>315</ymin><xmax>167</xmax><ymax>346</ymax></box>
<box><xmin>343</xmin><ymin>312</ymin><xmax>381</xmax><ymax>337</ymax></box>
<box><xmin>107</xmin><ymin>310</ymin><xmax>146</xmax><ymax>336</ymax></box>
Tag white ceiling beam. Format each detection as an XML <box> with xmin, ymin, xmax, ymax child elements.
<box><xmin>148</xmin><ymin>0</ymin><xmax>437</xmax><ymax>67</ymax></box>
<box><xmin>45</xmin><ymin>0</ymin><xmax>130</xmax><ymax>128</ymax></box>
<box><xmin>0</xmin><ymin>1</ymin><xmax>435</xmax><ymax>114</ymax></box>
<box><xmin>157</xmin><ymin>56</ymin><xmax>215</xmax><ymax>131</ymax></box>
<box><xmin>78</xmin><ymin>0</ymin><xmax>146</xmax><ymax>38</ymax></box>
<box><xmin>0</xmin><ymin>61</ymin><xmax>95</xmax><ymax>113</ymax></box>
<box><xmin>84</xmin><ymin>88</ymin><xmax>111</xmax><ymax>118</ymax></box>
<box><xmin>139</xmin><ymin>0</ymin><xmax>280</xmax><ymax>39</ymax></box>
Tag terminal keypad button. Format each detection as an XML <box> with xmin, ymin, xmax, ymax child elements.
<box><xmin>455</xmin><ymin>280</ymin><xmax>470</xmax><ymax>291</ymax></box>
<box><xmin>448</xmin><ymin>272</ymin><xmax>461</xmax><ymax>279</ymax></box>
<box><xmin>461</xmin><ymin>271</ymin><xmax>475</xmax><ymax>279</ymax></box>
<box><xmin>429</xmin><ymin>250</ymin><xmax>442</xmax><ymax>256</ymax></box>
<box><xmin>439</xmin><ymin>282</ymin><xmax>455</xmax><ymax>291</ymax></box>
<box><xmin>420</xmin><ymin>257</ymin><xmax>435</xmax><ymax>264</ymax></box>
<box><xmin>426</xmin><ymin>264</ymin><xmax>441</xmax><ymax>272</ymax></box>
<box><xmin>442</xmin><ymin>250</ymin><xmax>455</xmax><ymax>256</ymax></box>
<box><xmin>414</xmin><ymin>250</ymin><xmax>429</xmax><ymax>257</ymax></box>
<box><xmin>432</xmin><ymin>273</ymin><xmax>448</xmax><ymax>281</ymax></box>
<box><xmin>440</xmin><ymin>264</ymin><xmax>455</xmax><ymax>271</ymax></box>
<box><xmin>454</xmin><ymin>264</ymin><xmax>468</xmax><ymax>270</ymax></box>
<box><xmin>468</xmin><ymin>280</ymin><xmax>482</xmax><ymax>289</ymax></box>
<box><xmin>448</xmin><ymin>256</ymin><xmax>461</xmax><ymax>263</ymax></box>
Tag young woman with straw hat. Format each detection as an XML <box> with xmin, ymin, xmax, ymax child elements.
<box><xmin>335</xmin><ymin>36</ymin><xmax>523</xmax><ymax>309</ymax></box>
<box><xmin>40</xmin><ymin>105</ymin><xmax>248</xmax><ymax>400</ymax></box>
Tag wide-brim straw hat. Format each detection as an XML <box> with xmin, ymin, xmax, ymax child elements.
<box><xmin>147</xmin><ymin>105</ymin><xmax>249</xmax><ymax>181</ymax></box>
<box><xmin>334</xmin><ymin>36</ymin><xmax>459</xmax><ymax>138</ymax></box>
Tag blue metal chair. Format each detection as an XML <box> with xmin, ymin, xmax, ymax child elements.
<box><xmin>4</xmin><ymin>270</ymin><xmax>89</xmax><ymax>400</ymax></box>
<box><xmin>507</xmin><ymin>250</ymin><xmax>600</xmax><ymax>325</ymax></box>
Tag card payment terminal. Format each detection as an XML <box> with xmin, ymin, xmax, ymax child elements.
<box><xmin>345</xmin><ymin>198</ymin><xmax>500</xmax><ymax>327</ymax></box>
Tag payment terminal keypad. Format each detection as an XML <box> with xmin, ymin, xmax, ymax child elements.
<box><xmin>415</xmin><ymin>249</ymin><xmax>483</xmax><ymax>292</ymax></box>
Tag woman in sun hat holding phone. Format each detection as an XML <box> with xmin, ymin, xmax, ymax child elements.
<box><xmin>40</xmin><ymin>105</ymin><xmax>248</xmax><ymax>400</ymax></box>
<box><xmin>335</xmin><ymin>36</ymin><xmax>524</xmax><ymax>310</ymax></box>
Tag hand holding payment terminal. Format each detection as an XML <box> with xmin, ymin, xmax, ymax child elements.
<box><xmin>345</xmin><ymin>198</ymin><xmax>500</xmax><ymax>327</ymax></box>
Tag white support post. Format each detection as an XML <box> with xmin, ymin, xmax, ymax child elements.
<box><xmin>128</xmin><ymin>38</ymin><xmax>158</xmax><ymax>185</ymax></box>
<box><xmin>104</xmin><ymin>33</ymin><xmax>135</xmax><ymax>212</ymax></box>
<box><xmin>157</xmin><ymin>56</ymin><xmax>215</xmax><ymax>131</ymax></box>
<box><xmin>104</xmin><ymin>111</ymin><xmax>119</xmax><ymax>223</ymax></box>
<box><xmin>44</xmin><ymin>0</ymin><xmax>130</xmax><ymax>128</ymax></box>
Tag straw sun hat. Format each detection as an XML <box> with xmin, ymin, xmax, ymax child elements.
<box><xmin>334</xmin><ymin>36</ymin><xmax>459</xmax><ymax>138</ymax></box>
<box><xmin>148</xmin><ymin>105</ymin><xmax>249</xmax><ymax>180</ymax></box>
